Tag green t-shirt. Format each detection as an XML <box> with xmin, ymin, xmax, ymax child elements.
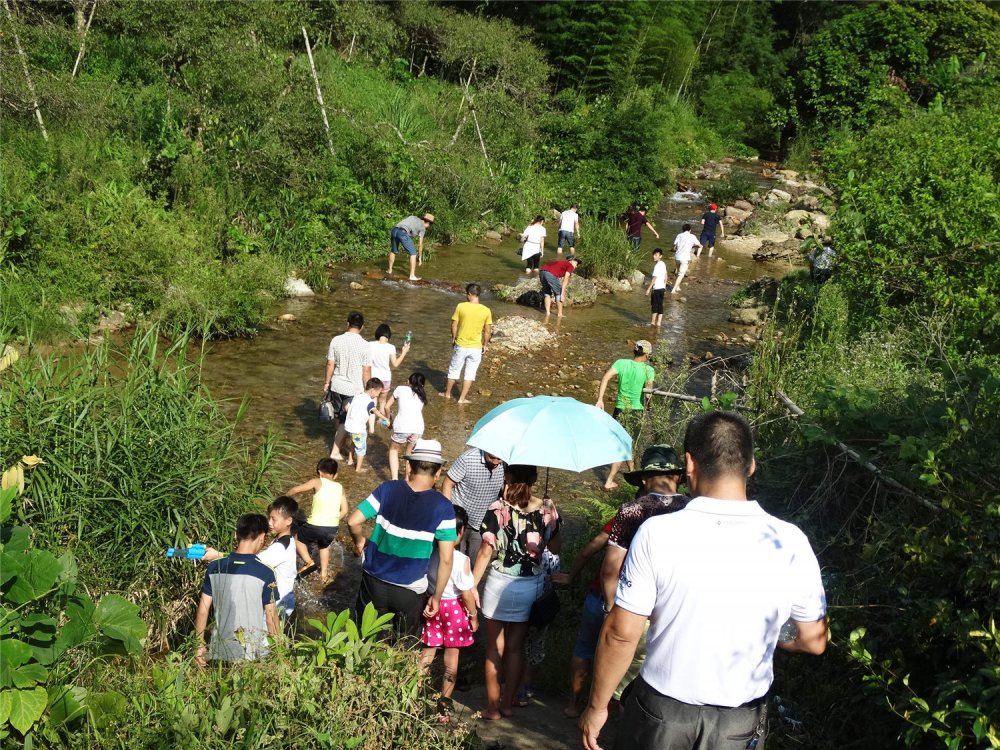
<box><xmin>612</xmin><ymin>358</ymin><xmax>655</xmax><ymax>410</ymax></box>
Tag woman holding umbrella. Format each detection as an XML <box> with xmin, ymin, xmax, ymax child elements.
<box><xmin>473</xmin><ymin>465</ymin><xmax>561</xmax><ymax>720</ymax></box>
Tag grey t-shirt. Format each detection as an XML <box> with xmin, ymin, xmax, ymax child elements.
<box><xmin>328</xmin><ymin>331</ymin><xmax>372</xmax><ymax>397</ymax></box>
<box><xmin>395</xmin><ymin>215</ymin><xmax>426</xmax><ymax>238</ymax></box>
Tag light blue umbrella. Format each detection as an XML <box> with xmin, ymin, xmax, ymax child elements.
<box><xmin>467</xmin><ymin>396</ymin><xmax>633</xmax><ymax>473</ymax></box>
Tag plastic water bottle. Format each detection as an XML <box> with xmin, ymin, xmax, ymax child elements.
<box><xmin>403</xmin><ymin>330</ymin><xmax>413</xmax><ymax>346</ymax></box>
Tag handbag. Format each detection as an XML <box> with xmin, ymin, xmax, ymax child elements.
<box><xmin>318</xmin><ymin>390</ymin><xmax>340</xmax><ymax>423</ymax></box>
<box><xmin>529</xmin><ymin>585</ymin><xmax>560</xmax><ymax>628</ymax></box>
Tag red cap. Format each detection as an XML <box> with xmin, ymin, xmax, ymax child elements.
<box><xmin>709</xmin><ymin>203</ymin><xmax>718</xmax><ymax>210</ymax></box>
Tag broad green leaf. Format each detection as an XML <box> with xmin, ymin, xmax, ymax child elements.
<box><xmin>5</xmin><ymin>550</ymin><xmax>61</xmax><ymax>605</ymax></box>
<box><xmin>94</xmin><ymin>595</ymin><xmax>145</xmax><ymax>654</ymax></box>
<box><xmin>0</xmin><ymin>551</ymin><xmax>25</xmax><ymax>586</ymax></box>
<box><xmin>10</xmin><ymin>664</ymin><xmax>47</xmax><ymax>689</ymax></box>
<box><xmin>5</xmin><ymin>686</ymin><xmax>47</xmax><ymax>734</ymax></box>
<box><xmin>0</xmin><ymin>689</ymin><xmax>10</xmax><ymax>725</ymax></box>
<box><xmin>55</xmin><ymin>597</ymin><xmax>97</xmax><ymax>654</ymax></box>
<box><xmin>0</xmin><ymin>640</ymin><xmax>32</xmax><ymax>683</ymax></box>
<box><xmin>2</xmin><ymin>525</ymin><xmax>31</xmax><ymax>554</ymax></box>
<box><xmin>0</xmin><ymin>486</ymin><xmax>14</xmax><ymax>523</ymax></box>
<box><xmin>47</xmin><ymin>685</ymin><xmax>88</xmax><ymax>728</ymax></box>
<box><xmin>87</xmin><ymin>691</ymin><xmax>126</xmax><ymax>729</ymax></box>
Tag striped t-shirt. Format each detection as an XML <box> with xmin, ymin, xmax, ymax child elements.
<box><xmin>358</xmin><ymin>480</ymin><xmax>457</xmax><ymax>593</ymax></box>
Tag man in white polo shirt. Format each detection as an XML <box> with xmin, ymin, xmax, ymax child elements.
<box><xmin>671</xmin><ymin>223</ymin><xmax>701</xmax><ymax>295</ymax></box>
<box><xmin>580</xmin><ymin>411</ymin><xmax>828</xmax><ymax>750</ymax></box>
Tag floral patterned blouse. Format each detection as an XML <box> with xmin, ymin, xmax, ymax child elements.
<box><xmin>481</xmin><ymin>496</ymin><xmax>560</xmax><ymax>577</ymax></box>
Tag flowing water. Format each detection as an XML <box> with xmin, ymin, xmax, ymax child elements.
<box><xmin>197</xmin><ymin>175</ymin><xmax>787</xmax><ymax>616</ymax></box>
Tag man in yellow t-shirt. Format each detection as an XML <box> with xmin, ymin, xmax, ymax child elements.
<box><xmin>445</xmin><ymin>283</ymin><xmax>493</xmax><ymax>404</ymax></box>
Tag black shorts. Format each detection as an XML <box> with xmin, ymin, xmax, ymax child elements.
<box><xmin>525</xmin><ymin>253</ymin><xmax>540</xmax><ymax>270</ymax></box>
<box><xmin>650</xmin><ymin>288</ymin><xmax>665</xmax><ymax>314</ymax></box>
<box><xmin>297</xmin><ymin>523</ymin><xmax>339</xmax><ymax>549</ymax></box>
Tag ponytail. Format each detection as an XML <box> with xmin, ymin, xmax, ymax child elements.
<box><xmin>503</xmin><ymin>464</ymin><xmax>538</xmax><ymax>509</ymax></box>
<box><xmin>408</xmin><ymin>372</ymin><xmax>427</xmax><ymax>404</ymax></box>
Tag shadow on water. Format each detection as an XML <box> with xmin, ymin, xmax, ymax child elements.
<box><xmin>198</xmin><ymin>166</ymin><xmax>788</xmax><ymax>622</ymax></box>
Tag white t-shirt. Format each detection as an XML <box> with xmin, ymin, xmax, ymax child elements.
<box><xmin>521</xmin><ymin>224</ymin><xmax>546</xmax><ymax>259</ymax></box>
<box><xmin>559</xmin><ymin>209</ymin><xmax>579</xmax><ymax>234</ymax></box>
<box><xmin>257</xmin><ymin>535</ymin><xmax>297</xmax><ymax>609</ymax></box>
<box><xmin>369</xmin><ymin>340</ymin><xmax>396</xmax><ymax>384</ymax></box>
<box><xmin>391</xmin><ymin>385</ymin><xmax>425</xmax><ymax>435</ymax></box>
<box><xmin>673</xmin><ymin>231</ymin><xmax>700</xmax><ymax>263</ymax></box>
<box><xmin>651</xmin><ymin>260</ymin><xmax>668</xmax><ymax>290</ymax></box>
<box><xmin>344</xmin><ymin>394</ymin><xmax>375</xmax><ymax>434</ymax></box>
<box><xmin>616</xmin><ymin>497</ymin><xmax>827</xmax><ymax>707</ymax></box>
<box><xmin>426</xmin><ymin>548</ymin><xmax>475</xmax><ymax>601</ymax></box>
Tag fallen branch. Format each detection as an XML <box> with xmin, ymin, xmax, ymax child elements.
<box><xmin>775</xmin><ymin>389</ymin><xmax>938</xmax><ymax>511</ymax></box>
<box><xmin>644</xmin><ymin>388</ymin><xmax>753</xmax><ymax>412</ymax></box>
<box><xmin>302</xmin><ymin>27</ymin><xmax>334</xmax><ymax>157</ymax></box>
<box><xmin>4</xmin><ymin>0</ymin><xmax>48</xmax><ymax>140</ymax></box>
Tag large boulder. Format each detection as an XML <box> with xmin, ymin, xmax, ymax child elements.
<box><xmin>764</xmin><ymin>189</ymin><xmax>792</xmax><ymax>207</ymax></box>
<box><xmin>783</xmin><ymin>209</ymin><xmax>812</xmax><ymax>226</ymax></box>
<box><xmin>728</xmin><ymin>276</ymin><xmax>778</xmax><ymax>326</ymax></box>
<box><xmin>719</xmin><ymin>235</ymin><xmax>764</xmax><ymax>254</ymax></box>
<box><xmin>752</xmin><ymin>238</ymin><xmax>802</xmax><ymax>263</ymax></box>
<box><xmin>284</xmin><ymin>277</ymin><xmax>314</xmax><ymax>297</ymax></box>
<box><xmin>811</xmin><ymin>213</ymin><xmax>831</xmax><ymax>233</ymax></box>
<box><xmin>631</xmin><ymin>269</ymin><xmax>646</xmax><ymax>285</ymax></box>
<box><xmin>492</xmin><ymin>275</ymin><xmax>598</xmax><ymax>308</ymax></box>
<box><xmin>794</xmin><ymin>195</ymin><xmax>822</xmax><ymax>212</ymax></box>
<box><xmin>483</xmin><ymin>230</ymin><xmax>502</xmax><ymax>241</ymax></box>
<box><xmin>776</xmin><ymin>169</ymin><xmax>799</xmax><ymax>181</ymax></box>
<box><xmin>733</xmin><ymin>199</ymin><xmax>754</xmax><ymax>212</ymax></box>
<box><xmin>726</xmin><ymin>206</ymin><xmax>752</xmax><ymax>223</ymax></box>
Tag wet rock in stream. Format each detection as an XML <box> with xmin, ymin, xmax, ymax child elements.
<box><xmin>492</xmin><ymin>275</ymin><xmax>598</xmax><ymax>307</ymax></box>
<box><xmin>490</xmin><ymin>316</ymin><xmax>557</xmax><ymax>353</ymax></box>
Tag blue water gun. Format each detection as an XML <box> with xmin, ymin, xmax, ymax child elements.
<box><xmin>165</xmin><ymin>544</ymin><xmax>207</xmax><ymax>560</ymax></box>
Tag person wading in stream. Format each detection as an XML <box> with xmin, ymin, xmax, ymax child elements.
<box><xmin>625</xmin><ymin>206</ymin><xmax>660</xmax><ymax>251</ymax></box>
<box><xmin>388</xmin><ymin>213</ymin><xmax>434</xmax><ymax>280</ymax></box>
<box><xmin>698</xmin><ymin>203</ymin><xmax>725</xmax><ymax>257</ymax></box>
<box><xmin>539</xmin><ymin>256</ymin><xmax>579</xmax><ymax>318</ymax></box>
<box><xmin>580</xmin><ymin>411</ymin><xmax>829</xmax><ymax>750</ymax></box>
<box><xmin>444</xmin><ymin>283</ymin><xmax>492</xmax><ymax>404</ymax></box>
<box><xmin>595</xmin><ymin>341</ymin><xmax>655</xmax><ymax>490</ymax></box>
<box><xmin>324</xmin><ymin>311</ymin><xmax>372</xmax><ymax>461</ymax></box>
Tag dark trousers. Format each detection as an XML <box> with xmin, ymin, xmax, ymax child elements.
<box><xmin>354</xmin><ymin>571</ymin><xmax>424</xmax><ymax>641</ymax></box>
<box><xmin>615</xmin><ymin>677</ymin><xmax>767</xmax><ymax>750</ymax></box>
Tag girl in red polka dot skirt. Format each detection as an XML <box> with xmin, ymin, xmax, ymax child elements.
<box><xmin>419</xmin><ymin>505</ymin><xmax>479</xmax><ymax>722</ymax></box>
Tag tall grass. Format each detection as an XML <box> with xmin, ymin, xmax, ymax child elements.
<box><xmin>0</xmin><ymin>326</ymin><xmax>284</xmax><ymax>646</ymax></box>
<box><xmin>577</xmin><ymin>220</ymin><xmax>644</xmax><ymax>279</ymax></box>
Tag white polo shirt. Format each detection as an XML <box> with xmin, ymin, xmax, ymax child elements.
<box><xmin>673</xmin><ymin>231</ymin><xmax>700</xmax><ymax>263</ymax></box>
<box><xmin>615</xmin><ymin>496</ymin><xmax>826</xmax><ymax>707</ymax></box>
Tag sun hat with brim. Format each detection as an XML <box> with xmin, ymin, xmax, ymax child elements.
<box><xmin>422</xmin><ymin>213</ymin><xmax>435</xmax><ymax>224</ymax></box>
<box><xmin>404</xmin><ymin>438</ymin><xmax>446</xmax><ymax>464</ymax></box>
<box><xmin>623</xmin><ymin>444</ymin><xmax>684</xmax><ymax>486</ymax></box>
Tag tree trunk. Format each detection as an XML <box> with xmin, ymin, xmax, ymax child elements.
<box><xmin>3</xmin><ymin>0</ymin><xmax>48</xmax><ymax>140</ymax></box>
<box><xmin>302</xmin><ymin>27</ymin><xmax>335</xmax><ymax>157</ymax></box>
<box><xmin>71</xmin><ymin>0</ymin><xmax>98</xmax><ymax>79</ymax></box>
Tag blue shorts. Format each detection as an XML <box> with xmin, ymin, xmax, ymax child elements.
<box><xmin>573</xmin><ymin>591</ymin><xmax>606</xmax><ymax>660</ymax></box>
<box><xmin>699</xmin><ymin>231</ymin><xmax>716</xmax><ymax>248</ymax></box>
<box><xmin>539</xmin><ymin>270</ymin><xmax>563</xmax><ymax>301</ymax></box>
<box><xmin>390</xmin><ymin>227</ymin><xmax>417</xmax><ymax>256</ymax></box>
<box><xmin>351</xmin><ymin>431</ymin><xmax>368</xmax><ymax>457</ymax></box>
<box><xmin>558</xmin><ymin>230</ymin><xmax>575</xmax><ymax>249</ymax></box>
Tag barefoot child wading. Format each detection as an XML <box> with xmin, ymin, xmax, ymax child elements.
<box><xmin>419</xmin><ymin>506</ymin><xmax>480</xmax><ymax>723</ymax></box>
<box><xmin>287</xmin><ymin>458</ymin><xmax>349</xmax><ymax>582</ymax></box>
<box><xmin>343</xmin><ymin>378</ymin><xmax>390</xmax><ymax>474</ymax></box>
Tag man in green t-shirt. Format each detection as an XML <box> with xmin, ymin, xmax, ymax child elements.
<box><xmin>596</xmin><ymin>340</ymin><xmax>655</xmax><ymax>489</ymax></box>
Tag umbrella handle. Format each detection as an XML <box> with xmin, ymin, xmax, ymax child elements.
<box><xmin>543</xmin><ymin>467</ymin><xmax>550</xmax><ymax>500</ymax></box>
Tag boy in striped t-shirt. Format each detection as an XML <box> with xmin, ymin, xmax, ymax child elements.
<box><xmin>348</xmin><ymin>439</ymin><xmax>457</xmax><ymax>638</ymax></box>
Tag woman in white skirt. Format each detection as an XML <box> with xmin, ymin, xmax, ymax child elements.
<box><xmin>520</xmin><ymin>215</ymin><xmax>546</xmax><ymax>275</ymax></box>
<box><xmin>473</xmin><ymin>464</ymin><xmax>561</xmax><ymax>720</ymax></box>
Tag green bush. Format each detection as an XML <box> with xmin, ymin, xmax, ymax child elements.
<box><xmin>705</xmin><ymin>170</ymin><xmax>758</xmax><ymax>207</ymax></box>
<box><xmin>576</xmin><ymin>221</ymin><xmax>644</xmax><ymax>280</ymax></box>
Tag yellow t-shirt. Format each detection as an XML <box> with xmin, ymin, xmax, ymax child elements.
<box><xmin>452</xmin><ymin>302</ymin><xmax>493</xmax><ymax>349</ymax></box>
<box><xmin>308</xmin><ymin>478</ymin><xmax>344</xmax><ymax>527</ymax></box>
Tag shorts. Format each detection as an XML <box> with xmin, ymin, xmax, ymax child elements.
<box><xmin>350</xmin><ymin>431</ymin><xmax>368</xmax><ymax>457</ymax></box>
<box><xmin>699</xmin><ymin>231</ymin><xmax>716</xmax><ymax>248</ymax></box>
<box><xmin>524</xmin><ymin>252</ymin><xmax>540</xmax><ymax>271</ymax></box>
<box><xmin>420</xmin><ymin>598</ymin><xmax>475</xmax><ymax>648</ymax></box>
<box><xmin>482</xmin><ymin>570</ymin><xmax>544</xmax><ymax>622</ymax></box>
<box><xmin>447</xmin><ymin>346</ymin><xmax>483</xmax><ymax>381</ymax></box>
<box><xmin>539</xmin><ymin>270</ymin><xmax>563</xmax><ymax>300</ymax></box>
<box><xmin>390</xmin><ymin>226</ymin><xmax>417</xmax><ymax>256</ymax></box>
<box><xmin>329</xmin><ymin>392</ymin><xmax>352</xmax><ymax>423</ymax></box>
<box><xmin>650</xmin><ymin>288</ymin><xmax>665</xmax><ymax>314</ymax></box>
<box><xmin>557</xmin><ymin>230</ymin><xmax>575</xmax><ymax>249</ymax></box>
<box><xmin>391</xmin><ymin>431</ymin><xmax>421</xmax><ymax>446</ymax></box>
<box><xmin>674</xmin><ymin>260</ymin><xmax>689</xmax><ymax>277</ymax></box>
<box><xmin>297</xmin><ymin>522</ymin><xmax>339</xmax><ymax>549</ymax></box>
<box><xmin>573</xmin><ymin>591</ymin><xmax>606</xmax><ymax>660</ymax></box>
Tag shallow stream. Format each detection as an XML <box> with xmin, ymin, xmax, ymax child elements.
<box><xmin>197</xmin><ymin>177</ymin><xmax>784</xmax><ymax>615</ymax></box>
